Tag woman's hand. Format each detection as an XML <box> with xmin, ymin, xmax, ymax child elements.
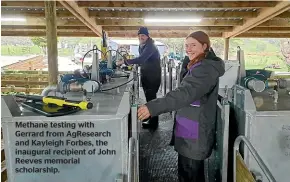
<box><xmin>137</xmin><ymin>105</ymin><xmax>151</xmax><ymax>121</ymax></box>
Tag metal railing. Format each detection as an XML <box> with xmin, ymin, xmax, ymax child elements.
<box><xmin>128</xmin><ymin>137</ymin><xmax>136</xmax><ymax>182</ymax></box>
<box><xmin>233</xmin><ymin>135</ymin><xmax>276</xmax><ymax>182</ymax></box>
<box><xmin>168</xmin><ymin>60</ymin><xmax>173</xmax><ymax>92</ymax></box>
<box><xmin>175</xmin><ymin>62</ymin><xmax>181</xmax><ymax>88</ymax></box>
<box><xmin>133</xmin><ymin>65</ymin><xmax>139</xmax><ymax>102</ymax></box>
<box><xmin>129</xmin><ymin>98</ymin><xmax>139</xmax><ymax>182</ymax></box>
<box><xmin>162</xmin><ymin>56</ymin><xmax>167</xmax><ymax>96</ymax></box>
<box><xmin>161</xmin><ymin>57</ymin><xmax>182</xmax><ymax>96</ymax></box>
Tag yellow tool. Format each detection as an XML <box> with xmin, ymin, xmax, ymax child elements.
<box><xmin>16</xmin><ymin>94</ymin><xmax>93</xmax><ymax>110</ymax></box>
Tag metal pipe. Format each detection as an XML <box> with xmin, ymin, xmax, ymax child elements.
<box><xmin>266</xmin><ymin>80</ymin><xmax>278</xmax><ymax>88</ymax></box>
<box><xmin>130</xmin><ymin>105</ymin><xmax>139</xmax><ymax>181</ymax></box>
<box><xmin>138</xmin><ymin>66</ymin><xmax>142</xmax><ymax>88</ymax></box>
<box><xmin>107</xmin><ymin>49</ymin><xmax>112</xmax><ymax>69</ymax></box>
<box><xmin>233</xmin><ymin>135</ymin><xmax>276</xmax><ymax>182</ymax></box>
<box><xmin>266</xmin><ymin>78</ymin><xmax>290</xmax><ymax>89</ymax></box>
<box><xmin>271</xmin><ymin>72</ymin><xmax>290</xmax><ymax>78</ymax></box>
<box><xmin>41</xmin><ymin>75</ymin><xmax>65</xmax><ymax>95</ymax></box>
<box><xmin>41</xmin><ymin>85</ymin><xmax>58</xmax><ymax>96</ymax></box>
<box><xmin>128</xmin><ymin>137</ymin><xmax>135</xmax><ymax>182</ymax></box>
<box><xmin>163</xmin><ymin>58</ymin><xmax>167</xmax><ymax>96</ymax></box>
<box><xmin>168</xmin><ymin>61</ymin><xmax>172</xmax><ymax>92</ymax></box>
<box><xmin>160</xmin><ymin>57</ymin><xmax>164</xmax><ymax>93</ymax></box>
<box><xmin>91</xmin><ymin>46</ymin><xmax>99</xmax><ymax>82</ymax></box>
<box><xmin>176</xmin><ymin>62</ymin><xmax>181</xmax><ymax>88</ymax></box>
<box><xmin>133</xmin><ymin>65</ymin><xmax>139</xmax><ymax>102</ymax></box>
<box><xmin>237</xmin><ymin>47</ymin><xmax>246</xmax><ymax>85</ymax></box>
<box><xmin>136</xmin><ymin>65</ymin><xmax>139</xmax><ymax>99</ymax></box>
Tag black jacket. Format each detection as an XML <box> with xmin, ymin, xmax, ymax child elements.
<box><xmin>146</xmin><ymin>49</ymin><xmax>225</xmax><ymax>160</ymax></box>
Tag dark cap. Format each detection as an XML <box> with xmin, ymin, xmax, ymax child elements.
<box><xmin>138</xmin><ymin>27</ymin><xmax>149</xmax><ymax>37</ymax></box>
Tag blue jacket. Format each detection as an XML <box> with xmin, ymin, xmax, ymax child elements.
<box><xmin>125</xmin><ymin>38</ymin><xmax>161</xmax><ymax>82</ymax></box>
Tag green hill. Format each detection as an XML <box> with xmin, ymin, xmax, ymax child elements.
<box><xmin>1</xmin><ymin>37</ymin><xmax>288</xmax><ymax>71</ymax></box>
<box><xmin>228</xmin><ymin>38</ymin><xmax>287</xmax><ymax>71</ymax></box>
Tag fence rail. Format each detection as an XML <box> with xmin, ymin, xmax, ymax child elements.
<box><xmin>1</xmin><ymin>71</ymin><xmax>73</xmax><ymax>94</ymax></box>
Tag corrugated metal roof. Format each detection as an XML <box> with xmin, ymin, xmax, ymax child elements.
<box><xmin>2</xmin><ymin>7</ymin><xmax>258</xmax><ymax>12</ymax></box>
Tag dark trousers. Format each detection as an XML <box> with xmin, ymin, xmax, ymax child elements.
<box><xmin>141</xmin><ymin>75</ymin><xmax>160</xmax><ymax>124</ymax></box>
<box><xmin>178</xmin><ymin>154</ymin><xmax>205</xmax><ymax>182</ymax></box>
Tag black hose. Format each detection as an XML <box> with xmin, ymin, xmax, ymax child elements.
<box><xmin>116</xmin><ymin>47</ymin><xmax>129</xmax><ymax>55</ymax></box>
<box><xmin>105</xmin><ymin>49</ymin><xmax>127</xmax><ymax>63</ymax></box>
<box><xmin>101</xmin><ymin>70</ymin><xmax>140</xmax><ymax>91</ymax></box>
<box><xmin>79</xmin><ymin>46</ymin><xmax>135</xmax><ymax>91</ymax></box>
<box><xmin>101</xmin><ymin>78</ymin><xmax>134</xmax><ymax>91</ymax></box>
<box><xmin>82</xmin><ymin>46</ymin><xmax>130</xmax><ymax>68</ymax></box>
<box><xmin>111</xmin><ymin>75</ymin><xmax>130</xmax><ymax>78</ymax></box>
<box><xmin>81</xmin><ymin>47</ymin><xmax>107</xmax><ymax>68</ymax></box>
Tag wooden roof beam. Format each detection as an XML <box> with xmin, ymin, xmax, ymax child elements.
<box><xmin>4</xmin><ymin>26</ymin><xmax>289</xmax><ymax>35</ymax></box>
<box><xmin>1</xmin><ymin>17</ymin><xmax>242</xmax><ymax>26</ymax></box>
<box><xmin>1</xmin><ymin>1</ymin><xmax>62</xmax><ymax>7</ymax></box>
<box><xmin>1</xmin><ymin>25</ymin><xmax>233</xmax><ymax>32</ymax></box>
<box><xmin>1</xmin><ymin>1</ymin><xmax>277</xmax><ymax>9</ymax></box>
<box><xmin>223</xmin><ymin>1</ymin><xmax>290</xmax><ymax>38</ymax></box>
<box><xmin>248</xmin><ymin>27</ymin><xmax>290</xmax><ymax>33</ymax></box>
<box><xmin>108</xmin><ymin>32</ymin><xmax>223</xmax><ymax>38</ymax></box>
<box><xmin>1</xmin><ymin>30</ymin><xmax>222</xmax><ymax>38</ymax></box>
<box><xmin>103</xmin><ymin>26</ymin><xmax>233</xmax><ymax>32</ymax></box>
<box><xmin>108</xmin><ymin>30</ymin><xmax>219</xmax><ymax>35</ymax></box>
<box><xmin>1</xmin><ymin>9</ymin><xmax>73</xmax><ymax>18</ymax></box>
<box><xmin>1</xmin><ymin>28</ymin><xmax>93</xmax><ymax>33</ymax></box>
<box><xmin>1</xmin><ymin>9</ymin><xmax>258</xmax><ymax>19</ymax></box>
<box><xmin>1</xmin><ymin>31</ymin><xmax>96</xmax><ymax>37</ymax></box>
<box><xmin>1</xmin><ymin>17</ymin><xmax>85</xmax><ymax>26</ymax></box>
<box><xmin>95</xmin><ymin>19</ymin><xmax>243</xmax><ymax>26</ymax></box>
<box><xmin>237</xmin><ymin>33</ymin><xmax>290</xmax><ymax>38</ymax></box>
<box><xmin>2</xmin><ymin>17</ymin><xmax>288</xmax><ymax>27</ymax></box>
<box><xmin>77</xmin><ymin>1</ymin><xmax>277</xmax><ymax>8</ymax></box>
<box><xmin>276</xmin><ymin>11</ymin><xmax>290</xmax><ymax>18</ymax></box>
<box><xmin>3</xmin><ymin>32</ymin><xmax>289</xmax><ymax>38</ymax></box>
<box><xmin>57</xmin><ymin>0</ymin><xmax>102</xmax><ymax>36</ymax></box>
<box><xmin>258</xmin><ymin>19</ymin><xmax>290</xmax><ymax>27</ymax></box>
<box><xmin>2</xmin><ymin>31</ymin><xmax>289</xmax><ymax>38</ymax></box>
<box><xmin>1</xmin><ymin>25</ymin><xmax>92</xmax><ymax>31</ymax></box>
<box><xmin>88</xmin><ymin>10</ymin><xmax>258</xmax><ymax>19</ymax></box>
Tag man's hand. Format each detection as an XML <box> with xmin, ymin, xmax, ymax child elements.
<box><xmin>116</xmin><ymin>60</ymin><xmax>125</xmax><ymax>66</ymax></box>
<box><xmin>137</xmin><ymin>105</ymin><xmax>151</xmax><ymax>121</ymax></box>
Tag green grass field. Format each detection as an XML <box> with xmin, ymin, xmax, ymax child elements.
<box><xmin>228</xmin><ymin>38</ymin><xmax>288</xmax><ymax>71</ymax></box>
<box><xmin>1</xmin><ymin>43</ymin><xmax>289</xmax><ymax>72</ymax></box>
<box><xmin>1</xmin><ymin>45</ymin><xmax>73</xmax><ymax>56</ymax></box>
<box><xmin>244</xmin><ymin>55</ymin><xmax>288</xmax><ymax>72</ymax></box>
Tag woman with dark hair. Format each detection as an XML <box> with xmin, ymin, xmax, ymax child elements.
<box><xmin>137</xmin><ymin>31</ymin><xmax>225</xmax><ymax>182</ymax></box>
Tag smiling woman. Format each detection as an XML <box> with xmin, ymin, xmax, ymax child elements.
<box><xmin>137</xmin><ymin>30</ymin><xmax>225</xmax><ymax>182</ymax></box>
<box><xmin>185</xmin><ymin>31</ymin><xmax>211</xmax><ymax>69</ymax></box>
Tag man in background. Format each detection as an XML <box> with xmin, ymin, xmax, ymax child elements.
<box><xmin>117</xmin><ymin>27</ymin><xmax>161</xmax><ymax>130</ymax></box>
